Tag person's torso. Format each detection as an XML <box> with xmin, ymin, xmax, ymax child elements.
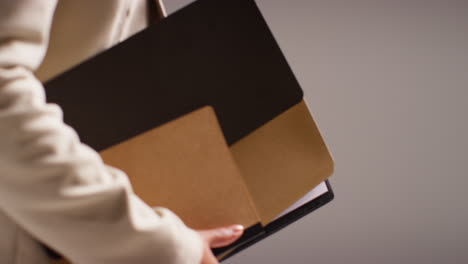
<box><xmin>36</xmin><ymin>0</ymin><xmax>150</xmax><ymax>83</ymax></box>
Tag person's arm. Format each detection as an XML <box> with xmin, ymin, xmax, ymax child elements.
<box><xmin>0</xmin><ymin>1</ymin><xmax>204</xmax><ymax>263</ymax></box>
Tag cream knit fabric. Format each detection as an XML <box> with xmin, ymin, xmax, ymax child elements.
<box><xmin>0</xmin><ymin>1</ymin><xmax>203</xmax><ymax>263</ymax></box>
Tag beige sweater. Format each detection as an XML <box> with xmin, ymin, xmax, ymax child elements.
<box><xmin>0</xmin><ymin>0</ymin><xmax>203</xmax><ymax>263</ymax></box>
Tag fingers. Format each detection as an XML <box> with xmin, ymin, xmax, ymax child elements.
<box><xmin>198</xmin><ymin>225</ymin><xmax>244</xmax><ymax>264</ymax></box>
<box><xmin>198</xmin><ymin>225</ymin><xmax>244</xmax><ymax>248</ymax></box>
<box><xmin>201</xmin><ymin>246</ymin><xmax>220</xmax><ymax>264</ymax></box>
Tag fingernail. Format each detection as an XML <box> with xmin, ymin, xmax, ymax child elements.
<box><xmin>231</xmin><ymin>225</ymin><xmax>244</xmax><ymax>234</ymax></box>
<box><xmin>220</xmin><ymin>225</ymin><xmax>244</xmax><ymax>237</ymax></box>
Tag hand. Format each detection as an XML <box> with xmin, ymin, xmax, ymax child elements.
<box><xmin>197</xmin><ymin>225</ymin><xmax>244</xmax><ymax>264</ymax></box>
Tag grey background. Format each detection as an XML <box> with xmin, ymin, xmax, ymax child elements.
<box><xmin>164</xmin><ymin>1</ymin><xmax>468</xmax><ymax>263</ymax></box>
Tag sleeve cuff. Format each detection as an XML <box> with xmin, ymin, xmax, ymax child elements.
<box><xmin>152</xmin><ymin>207</ymin><xmax>204</xmax><ymax>264</ymax></box>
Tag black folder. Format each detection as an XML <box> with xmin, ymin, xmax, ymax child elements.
<box><xmin>44</xmin><ymin>0</ymin><xmax>334</xmax><ymax>260</ymax></box>
<box><xmin>45</xmin><ymin>0</ymin><xmax>303</xmax><ymax>150</ymax></box>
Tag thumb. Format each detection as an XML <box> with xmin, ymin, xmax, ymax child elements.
<box><xmin>198</xmin><ymin>225</ymin><xmax>244</xmax><ymax>248</ymax></box>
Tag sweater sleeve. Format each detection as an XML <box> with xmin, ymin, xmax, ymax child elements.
<box><xmin>0</xmin><ymin>1</ymin><xmax>203</xmax><ymax>263</ymax></box>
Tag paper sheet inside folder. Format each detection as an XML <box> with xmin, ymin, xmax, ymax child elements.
<box><xmin>100</xmin><ymin>106</ymin><xmax>260</xmax><ymax>230</ymax></box>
